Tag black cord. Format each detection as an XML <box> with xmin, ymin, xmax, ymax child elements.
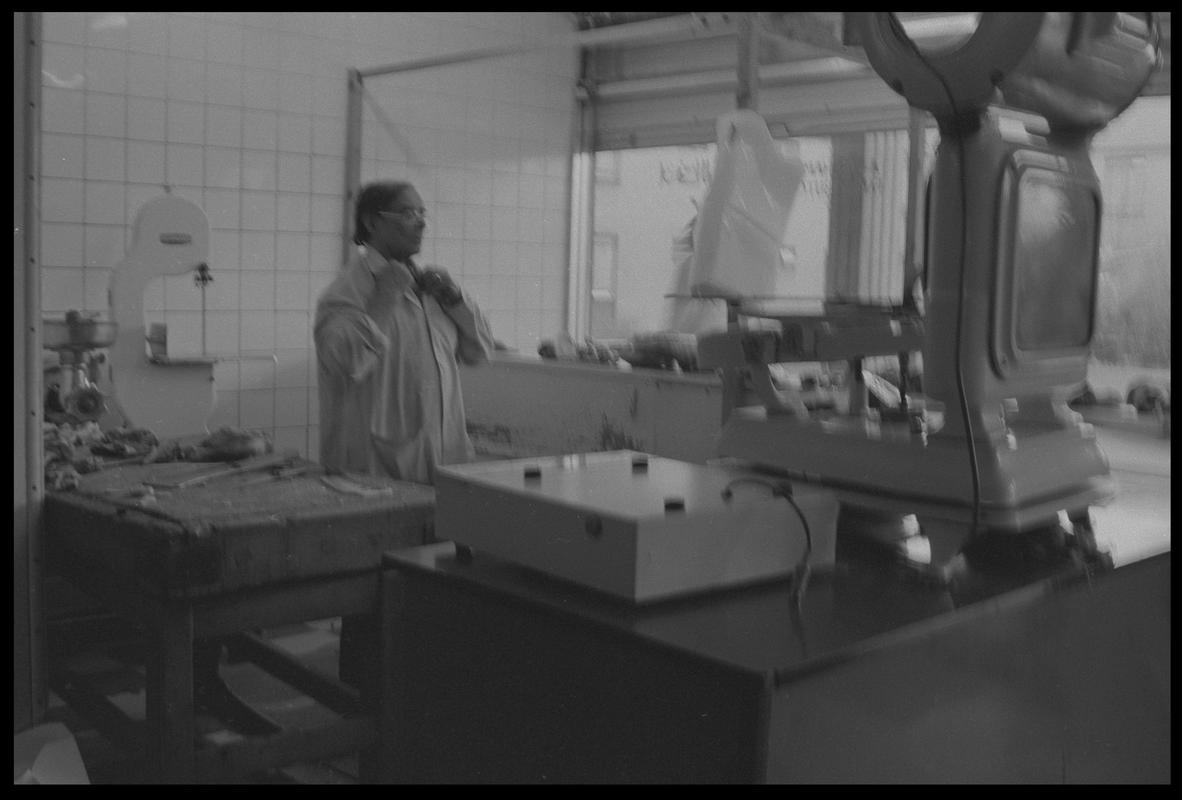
<box><xmin>888</xmin><ymin>14</ymin><xmax>984</xmax><ymax>540</ymax></box>
<box><xmin>721</xmin><ymin>477</ymin><xmax>813</xmax><ymax>607</ymax></box>
<box><xmin>721</xmin><ymin>476</ymin><xmax>816</xmax><ymax>658</ymax></box>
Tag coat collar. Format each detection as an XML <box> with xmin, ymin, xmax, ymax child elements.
<box><xmin>360</xmin><ymin>247</ymin><xmax>419</xmax><ymax>292</ymax></box>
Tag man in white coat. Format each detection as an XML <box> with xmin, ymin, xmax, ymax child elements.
<box><xmin>314</xmin><ymin>180</ymin><xmax>495</xmax><ymax>688</ymax></box>
<box><xmin>315</xmin><ymin>180</ymin><xmax>495</xmax><ymax>484</ymax></box>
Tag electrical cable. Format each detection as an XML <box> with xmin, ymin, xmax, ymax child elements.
<box><xmin>887</xmin><ymin>14</ymin><xmax>984</xmax><ymax>541</ymax></box>
<box><xmin>721</xmin><ymin>476</ymin><xmax>813</xmax><ymax>612</ymax></box>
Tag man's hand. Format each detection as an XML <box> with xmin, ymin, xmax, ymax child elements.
<box><xmin>417</xmin><ymin>266</ymin><xmax>463</xmax><ymax>307</ymax></box>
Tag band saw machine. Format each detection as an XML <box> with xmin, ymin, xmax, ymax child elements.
<box><xmin>697</xmin><ymin>12</ymin><xmax>1162</xmax><ymax>575</ymax></box>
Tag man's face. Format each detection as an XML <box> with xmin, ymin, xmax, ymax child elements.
<box><xmin>369</xmin><ymin>188</ymin><xmax>426</xmax><ymax>262</ymax></box>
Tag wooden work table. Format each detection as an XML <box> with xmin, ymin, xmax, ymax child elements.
<box><xmin>43</xmin><ymin>458</ymin><xmax>435</xmax><ymax>783</ymax></box>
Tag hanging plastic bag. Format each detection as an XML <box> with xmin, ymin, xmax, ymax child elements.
<box><xmin>665</xmin><ymin>206</ymin><xmax>727</xmax><ymax>335</ymax></box>
<box><xmin>688</xmin><ymin>109</ymin><xmax>804</xmax><ymax>299</ymax></box>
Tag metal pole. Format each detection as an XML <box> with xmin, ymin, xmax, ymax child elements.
<box><xmin>722</xmin><ymin>13</ymin><xmax>760</xmax><ymax>424</ymax></box>
<box><xmin>357</xmin><ymin>13</ymin><xmax>740</xmax><ymax>80</ymax></box>
<box><xmin>567</xmin><ymin>50</ymin><xmax>598</xmax><ymax>340</ymax></box>
<box><xmin>359</xmin><ymin>44</ymin><xmax>540</xmax><ymax>80</ymax></box>
<box><xmin>21</xmin><ymin>10</ymin><xmax>47</xmax><ymax>724</ymax></box>
<box><xmin>902</xmin><ymin>107</ymin><xmax>927</xmax><ymax>311</ymax></box>
<box><xmin>342</xmin><ymin>68</ymin><xmax>363</xmax><ymax>267</ymax></box>
<box><xmin>736</xmin><ymin>13</ymin><xmax>761</xmax><ymax>111</ymax></box>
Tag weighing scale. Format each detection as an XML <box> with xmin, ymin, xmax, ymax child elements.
<box><xmin>697</xmin><ymin>12</ymin><xmax>1161</xmax><ymax>572</ymax></box>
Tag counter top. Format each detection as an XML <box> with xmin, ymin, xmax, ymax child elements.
<box><xmin>479</xmin><ymin>352</ymin><xmax>721</xmax><ymax>387</ymax></box>
<box><xmin>383</xmin><ymin>535</ymin><xmax>1137</xmax><ymax>686</ymax></box>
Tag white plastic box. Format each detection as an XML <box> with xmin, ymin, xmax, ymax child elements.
<box><xmin>435</xmin><ymin>450</ymin><xmax>838</xmax><ymax>604</ymax></box>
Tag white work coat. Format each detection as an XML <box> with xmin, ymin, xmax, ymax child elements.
<box><xmin>314</xmin><ymin>248</ymin><xmax>495</xmax><ymax>484</ymax></box>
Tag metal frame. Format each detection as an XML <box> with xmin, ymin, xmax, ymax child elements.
<box><xmin>592</xmin><ymin>58</ymin><xmax>871</xmax><ymax>100</ymax></box>
<box><xmin>19</xmin><ymin>10</ymin><xmax>46</xmax><ymax>729</ymax></box>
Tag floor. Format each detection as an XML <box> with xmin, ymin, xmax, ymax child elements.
<box><xmin>37</xmin><ymin>417</ymin><xmax>1169</xmax><ymax>785</ymax></box>
<box><xmin>43</xmin><ymin>617</ymin><xmax>360</xmax><ymax>784</ymax></box>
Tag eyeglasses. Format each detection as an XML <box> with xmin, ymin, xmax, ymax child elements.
<box><xmin>378</xmin><ymin>207</ymin><xmax>428</xmax><ymax>222</ymax></box>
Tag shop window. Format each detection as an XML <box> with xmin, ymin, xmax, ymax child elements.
<box><xmin>583</xmin><ymin>129</ymin><xmax>934</xmax><ymax>341</ymax></box>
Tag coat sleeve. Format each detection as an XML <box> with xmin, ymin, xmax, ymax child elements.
<box><xmin>314</xmin><ymin>302</ymin><xmax>391</xmax><ymax>384</ymax></box>
<box><xmin>444</xmin><ymin>291</ymin><xmax>496</xmax><ymax>366</ymax></box>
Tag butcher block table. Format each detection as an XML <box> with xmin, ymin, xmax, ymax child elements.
<box><xmin>42</xmin><ymin>457</ymin><xmax>435</xmax><ymax>783</ymax></box>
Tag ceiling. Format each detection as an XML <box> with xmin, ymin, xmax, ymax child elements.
<box><xmin>571</xmin><ymin>12</ymin><xmax>681</xmax><ymax>31</ymax></box>
<box><xmin>570</xmin><ymin>12</ymin><xmax>1170</xmax><ymax>97</ymax></box>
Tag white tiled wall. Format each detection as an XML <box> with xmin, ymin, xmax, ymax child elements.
<box><xmin>39</xmin><ymin>11</ymin><xmax>579</xmax><ymax>459</ymax></box>
<box><xmin>357</xmin><ymin>23</ymin><xmax>577</xmax><ymax>354</ymax></box>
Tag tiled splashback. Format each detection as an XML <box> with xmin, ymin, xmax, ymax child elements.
<box><xmin>39</xmin><ymin>12</ymin><xmax>578</xmax><ymax>459</ymax></box>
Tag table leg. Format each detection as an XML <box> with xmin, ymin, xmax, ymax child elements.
<box><xmin>345</xmin><ymin>611</ymin><xmax>381</xmax><ymax>783</ymax></box>
<box><xmin>146</xmin><ymin>602</ymin><xmax>195</xmax><ymax>782</ymax></box>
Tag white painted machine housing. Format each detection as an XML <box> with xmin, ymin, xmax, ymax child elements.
<box><xmin>435</xmin><ymin>450</ymin><xmax>838</xmax><ymax>604</ymax></box>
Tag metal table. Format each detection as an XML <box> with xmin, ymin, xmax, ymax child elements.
<box><xmin>44</xmin><ymin>459</ymin><xmax>435</xmax><ymax>783</ymax></box>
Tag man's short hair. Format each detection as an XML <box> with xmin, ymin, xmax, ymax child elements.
<box><xmin>353</xmin><ymin>180</ymin><xmax>415</xmax><ymax>245</ymax></box>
